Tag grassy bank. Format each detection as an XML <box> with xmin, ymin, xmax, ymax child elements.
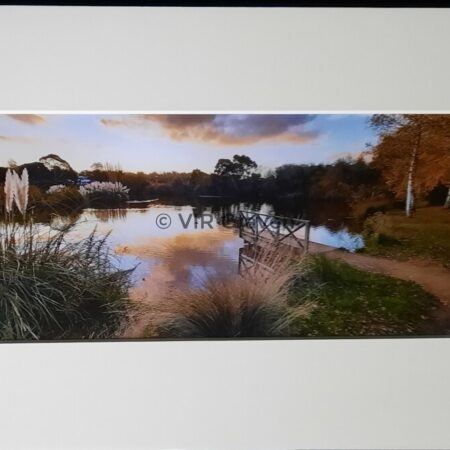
<box><xmin>360</xmin><ymin>206</ymin><xmax>450</xmax><ymax>268</ymax></box>
<box><xmin>138</xmin><ymin>252</ymin><xmax>443</xmax><ymax>339</ymax></box>
<box><xmin>290</xmin><ymin>255</ymin><xmax>442</xmax><ymax>337</ymax></box>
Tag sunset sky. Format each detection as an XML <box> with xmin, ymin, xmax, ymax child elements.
<box><xmin>0</xmin><ymin>114</ymin><xmax>377</xmax><ymax>173</ymax></box>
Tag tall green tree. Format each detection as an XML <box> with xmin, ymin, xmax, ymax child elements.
<box><xmin>214</xmin><ymin>154</ymin><xmax>257</xmax><ymax>179</ymax></box>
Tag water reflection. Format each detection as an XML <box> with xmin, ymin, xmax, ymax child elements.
<box><xmin>72</xmin><ymin>206</ymin><xmax>243</xmax><ymax>298</ymax></box>
<box><xmin>14</xmin><ymin>200</ymin><xmax>364</xmax><ymax>296</ymax></box>
<box><xmin>89</xmin><ymin>208</ymin><xmax>128</xmax><ymax>222</ymax></box>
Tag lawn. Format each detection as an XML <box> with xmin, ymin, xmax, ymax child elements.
<box><xmin>359</xmin><ymin>206</ymin><xmax>450</xmax><ymax>268</ymax></box>
<box><xmin>290</xmin><ymin>255</ymin><xmax>443</xmax><ymax>337</ymax></box>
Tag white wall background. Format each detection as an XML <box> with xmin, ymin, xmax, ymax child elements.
<box><xmin>0</xmin><ymin>7</ymin><xmax>450</xmax><ymax>449</ymax></box>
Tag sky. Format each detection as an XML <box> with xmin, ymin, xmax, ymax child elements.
<box><xmin>0</xmin><ymin>113</ymin><xmax>378</xmax><ymax>173</ymax></box>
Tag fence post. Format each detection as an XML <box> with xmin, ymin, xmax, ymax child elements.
<box><xmin>305</xmin><ymin>221</ymin><xmax>310</xmax><ymax>252</ymax></box>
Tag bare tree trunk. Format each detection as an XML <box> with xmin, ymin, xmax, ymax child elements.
<box><xmin>406</xmin><ymin>131</ymin><xmax>421</xmax><ymax>217</ymax></box>
<box><xmin>444</xmin><ymin>186</ymin><xmax>450</xmax><ymax>208</ymax></box>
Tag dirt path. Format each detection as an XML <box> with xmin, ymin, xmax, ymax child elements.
<box><xmin>320</xmin><ymin>248</ymin><xmax>450</xmax><ymax>308</ymax></box>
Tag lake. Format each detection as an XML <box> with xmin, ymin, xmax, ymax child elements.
<box><xmin>58</xmin><ymin>201</ymin><xmax>364</xmax><ymax>297</ymax></box>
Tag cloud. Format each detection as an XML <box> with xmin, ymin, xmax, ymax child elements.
<box><xmin>101</xmin><ymin>114</ymin><xmax>319</xmax><ymax>145</ymax></box>
<box><xmin>0</xmin><ymin>135</ymin><xmax>31</xmax><ymax>143</ymax></box>
<box><xmin>6</xmin><ymin>114</ymin><xmax>45</xmax><ymax>125</ymax></box>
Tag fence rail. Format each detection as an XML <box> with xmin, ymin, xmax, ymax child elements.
<box><xmin>238</xmin><ymin>210</ymin><xmax>310</xmax><ymax>252</ymax></box>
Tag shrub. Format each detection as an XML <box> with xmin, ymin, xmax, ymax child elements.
<box><xmin>80</xmin><ymin>181</ymin><xmax>130</xmax><ymax>208</ymax></box>
<box><xmin>351</xmin><ymin>198</ymin><xmax>393</xmax><ymax>220</ymax></box>
<box><xmin>44</xmin><ymin>185</ymin><xmax>85</xmax><ymax>213</ymax></box>
<box><xmin>29</xmin><ymin>185</ymin><xmax>44</xmax><ymax>206</ymax></box>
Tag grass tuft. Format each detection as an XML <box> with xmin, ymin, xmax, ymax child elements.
<box><xmin>142</xmin><ymin>251</ymin><xmax>313</xmax><ymax>339</ymax></box>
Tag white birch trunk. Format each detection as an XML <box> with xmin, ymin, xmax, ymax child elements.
<box><xmin>444</xmin><ymin>186</ymin><xmax>450</xmax><ymax>208</ymax></box>
<box><xmin>405</xmin><ymin>172</ymin><xmax>414</xmax><ymax>216</ymax></box>
<box><xmin>405</xmin><ymin>131</ymin><xmax>421</xmax><ymax>217</ymax></box>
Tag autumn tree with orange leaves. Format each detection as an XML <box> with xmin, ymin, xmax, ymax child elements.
<box><xmin>370</xmin><ymin>114</ymin><xmax>450</xmax><ymax>216</ymax></box>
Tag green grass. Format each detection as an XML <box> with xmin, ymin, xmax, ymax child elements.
<box><xmin>359</xmin><ymin>206</ymin><xmax>450</xmax><ymax>268</ymax></box>
<box><xmin>0</xmin><ymin>223</ymin><xmax>133</xmax><ymax>340</ymax></box>
<box><xmin>289</xmin><ymin>255</ymin><xmax>442</xmax><ymax>337</ymax></box>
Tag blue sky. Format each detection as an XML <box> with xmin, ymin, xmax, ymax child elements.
<box><xmin>0</xmin><ymin>114</ymin><xmax>377</xmax><ymax>173</ymax></box>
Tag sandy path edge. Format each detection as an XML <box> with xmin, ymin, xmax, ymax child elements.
<box><xmin>321</xmin><ymin>249</ymin><xmax>450</xmax><ymax>308</ymax></box>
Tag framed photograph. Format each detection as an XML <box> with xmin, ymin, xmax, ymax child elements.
<box><xmin>1</xmin><ymin>6</ymin><xmax>450</xmax><ymax>450</ymax></box>
<box><xmin>1</xmin><ymin>111</ymin><xmax>449</xmax><ymax>342</ymax></box>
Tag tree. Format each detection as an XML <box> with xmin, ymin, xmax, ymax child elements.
<box><xmin>7</xmin><ymin>159</ymin><xmax>17</xmax><ymax>169</ymax></box>
<box><xmin>190</xmin><ymin>169</ymin><xmax>210</xmax><ymax>186</ymax></box>
<box><xmin>214</xmin><ymin>158</ymin><xmax>235</xmax><ymax>177</ymax></box>
<box><xmin>39</xmin><ymin>154</ymin><xmax>75</xmax><ymax>173</ymax></box>
<box><xmin>90</xmin><ymin>162</ymin><xmax>104</xmax><ymax>171</ymax></box>
<box><xmin>231</xmin><ymin>155</ymin><xmax>257</xmax><ymax>178</ymax></box>
<box><xmin>370</xmin><ymin>114</ymin><xmax>450</xmax><ymax>215</ymax></box>
<box><xmin>275</xmin><ymin>164</ymin><xmax>307</xmax><ymax>194</ymax></box>
<box><xmin>214</xmin><ymin>154</ymin><xmax>257</xmax><ymax>179</ymax></box>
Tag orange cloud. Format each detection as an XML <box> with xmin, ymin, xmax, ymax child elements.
<box><xmin>100</xmin><ymin>118</ymin><xmax>125</xmax><ymax>127</ymax></box>
<box><xmin>101</xmin><ymin>114</ymin><xmax>319</xmax><ymax>146</ymax></box>
<box><xmin>6</xmin><ymin>114</ymin><xmax>45</xmax><ymax>125</ymax></box>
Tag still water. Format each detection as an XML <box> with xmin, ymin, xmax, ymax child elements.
<box><xmin>62</xmin><ymin>202</ymin><xmax>364</xmax><ymax>294</ymax></box>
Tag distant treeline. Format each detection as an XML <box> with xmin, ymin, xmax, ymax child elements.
<box><xmin>79</xmin><ymin>157</ymin><xmax>385</xmax><ymax>203</ymax></box>
<box><xmin>1</xmin><ymin>150</ymin><xmax>448</xmax><ymax>212</ymax></box>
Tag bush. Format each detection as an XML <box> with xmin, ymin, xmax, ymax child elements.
<box><xmin>44</xmin><ymin>185</ymin><xmax>85</xmax><ymax>213</ymax></box>
<box><xmin>80</xmin><ymin>181</ymin><xmax>129</xmax><ymax>208</ymax></box>
<box><xmin>361</xmin><ymin>212</ymin><xmax>402</xmax><ymax>250</ymax></box>
<box><xmin>351</xmin><ymin>198</ymin><xmax>393</xmax><ymax>220</ymax></box>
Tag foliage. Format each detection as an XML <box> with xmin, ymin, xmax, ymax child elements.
<box><xmin>370</xmin><ymin>114</ymin><xmax>450</xmax><ymax>207</ymax></box>
<box><xmin>39</xmin><ymin>154</ymin><xmax>76</xmax><ymax>174</ymax></box>
<box><xmin>214</xmin><ymin>154</ymin><xmax>257</xmax><ymax>179</ymax></box>
<box><xmin>44</xmin><ymin>185</ymin><xmax>85</xmax><ymax>213</ymax></box>
<box><xmin>3</xmin><ymin>152</ymin><xmax>387</xmax><ymax>206</ymax></box>
<box><xmin>351</xmin><ymin>198</ymin><xmax>393</xmax><ymax>220</ymax></box>
<box><xmin>0</xmin><ymin>154</ymin><xmax>78</xmax><ymax>188</ymax></box>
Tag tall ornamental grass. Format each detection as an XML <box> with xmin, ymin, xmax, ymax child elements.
<box><xmin>142</xmin><ymin>249</ymin><xmax>314</xmax><ymax>339</ymax></box>
<box><xmin>79</xmin><ymin>181</ymin><xmax>130</xmax><ymax>208</ymax></box>
<box><xmin>0</xmin><ymin>169</ymin><xmax>133</xmax><ymax>340</ymax></box>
